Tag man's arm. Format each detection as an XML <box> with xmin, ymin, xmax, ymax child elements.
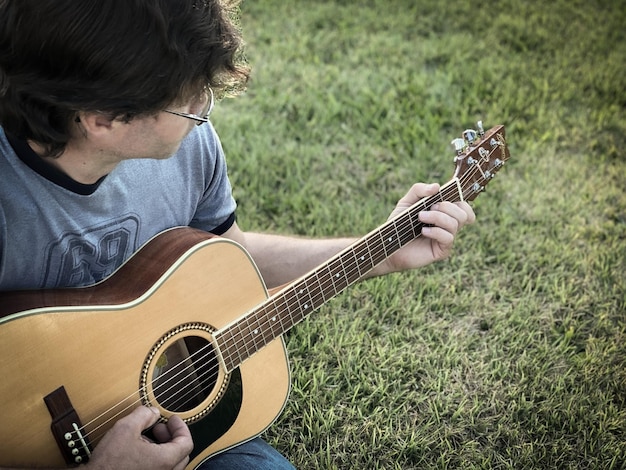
<box><xmin>222</xmin><ymin>183</ymin><xmax>475</xmax><ymax>289</ymax></box>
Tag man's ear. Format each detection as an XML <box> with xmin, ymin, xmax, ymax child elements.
<box><xmin>75</xmin><ymin>112</ymin><xmax>120</xmax><ymax>138</ymax></box>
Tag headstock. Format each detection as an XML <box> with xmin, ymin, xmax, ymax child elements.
<box><xmin>451</xmin><ymin>121</ymin><xmax>510</xmax><ymax>202</ymax></box>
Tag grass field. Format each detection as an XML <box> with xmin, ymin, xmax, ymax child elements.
<box><xmin>212</xmin><ymin>0</ymin><xmax>626</xmax><ymax>468</ymax></box>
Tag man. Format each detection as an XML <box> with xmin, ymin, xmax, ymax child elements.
<box><xmin>0</xmin><ymin>0</ymin><xmax>475</xmax><ymax>469</ymax></box>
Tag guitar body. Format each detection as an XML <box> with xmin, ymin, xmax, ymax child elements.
<box><xmin>0</xmin><ymin>228</ymin><xmax>290</xmax><ymax>469</ymax></box>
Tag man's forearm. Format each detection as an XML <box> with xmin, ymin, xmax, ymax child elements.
<box><xmin>237</xmin><ymin>231</ymin><xmax>357</xmax><ymax>288</ymax></box>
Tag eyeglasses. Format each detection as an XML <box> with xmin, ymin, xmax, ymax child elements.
<box><xmin>164</xmin><ymin>88</ymin><xmax>214</xmax><ymax>126</ymax></box>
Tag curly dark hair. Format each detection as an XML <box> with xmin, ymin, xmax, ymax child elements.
<box><xmin>0</xmin><ymin>0</ymin><xmax>249</xmax><ymax>157</ymax></box>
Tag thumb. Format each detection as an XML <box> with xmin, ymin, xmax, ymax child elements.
<box><xmin>166</xmin><ymin>415</ymin><xmax>192</xmax><ymax>442</ymax></box>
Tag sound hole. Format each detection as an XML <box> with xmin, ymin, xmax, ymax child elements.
<box><xmin>151</xmin><ymin>336</ymin><xmax>219</xmax><ymax>413</ymax></box>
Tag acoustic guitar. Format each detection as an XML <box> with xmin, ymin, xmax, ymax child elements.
<box><xmin>0</xmin><ymin>123</ymin><xmax>509</xmax><ymax>469</ymax></box>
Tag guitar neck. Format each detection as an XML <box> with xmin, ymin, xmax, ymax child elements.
<box><xmin>215</xmin><ymin>178</ymin><xmax>464</xmax><ymax>371</ymax></box>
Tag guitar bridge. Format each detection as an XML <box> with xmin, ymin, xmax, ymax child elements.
<box><xmin>44</xmin><ymin>386</ymin><xmax>92</xmax><ymax>465</ymax></box>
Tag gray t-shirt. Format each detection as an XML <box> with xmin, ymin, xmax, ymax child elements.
<box><xmin>0</xmin><ymin>123</ymin><xmax>237</xmax><ymax>290</ymax></box>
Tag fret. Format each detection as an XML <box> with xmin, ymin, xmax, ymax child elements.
<box><xmin>341</xmin><ymin>249</ymin><xmax>361</xmax><ymax>285</ymax></box>
<box><xmin>228</xmin><ymin>328</ymin><xmax>244</xmax><ymax>371</ymax></box>
<box><xmin>346</xmin><ymin>246</ymin><xmax>364</xmax><ymax>279</ymax></box>
<box><xmin>252</xmin><ymin>307</ymin><xmax>271</xmax><ymax>346</ymax></box>
<box><xmin>347</xmin><ymin>258</ymin><xmax>357</xmax><ymax>284</ymax></box>
<box><xmin>276</xmin><ymin>289</ymin><xmax>297</xmax><ymax>334</ymax></box>
<box><xmin>316</xmin><ymin>265</ymin><xmax>332</xmax><ymax>301</ymax></box>
<box><xmin>241</xmin><ymin>319</ymin><xmax>258</xmax><ymax>354</ymax></box>
<box><xmin>339</xmin><ymin>250</ymin><xmax>361</xmax><ymax>287</ymax></box>
<box><xmin>245</xmin><ymin>310</ymin><xmax>266</xmax><ymax>353</ymax></box>
<box><xmin>367</xmin><ymin>230</ymin><xmax>388</xmax><ymax>266</ymax></box>
<box><xmin>290</xmin><ymin>281</ymin><xmax>313</xmax><ymax>325</ymax></box>
<box><xmin>326</xmin><ymin>257</ymin><xmax>349</xmax><ymax>295</ymax></box>
<box><xmin>263</xmin><ymin>301</ymin><xmax>283</xmax><ymax>339</ymax></box>
<box><xmin>380</xmin><ymin>222</ymin><xmax>401</xmax><ymax>256</ymax></box>
<box><xmin>393</xmin><ymin>212</ymin><xmax>415</xmax><ymax>246</ymax></box>
<box><xmin>390</xmin><ymin>218</ymin><xmax>401</xmax><ymax>247</ymax></box>
<box><xmin>305</xmin><ymin>275</ymin><xmax>324</xmax><ymax>311</ymax></box>
<box><xmin>406</xmin><ymin>207</ymin><xmax>421</xmax><ymax>240</ymax></box>
<box><xmin>215</xmin><ymin>330</ymin><xmax>230</xmax><ymax>369</ymax></box>
<box><xmin>374</xmin><ymin>231</ymin><xmax>389</xmax><ymax>266</ymax></box>
<box><xmin>219</xmin><ymin>327</ymin><xmax>243</xmax><ymax>371</ymax></box>
<box><xmin>352</xmin><ymin>240</ymin><xmax>375</xmax><ymax>276</ymax></box>
<box><xmin>233</xmin><ymin>320</ymin><xmax>252</xmax><ymax>362</ymax></box>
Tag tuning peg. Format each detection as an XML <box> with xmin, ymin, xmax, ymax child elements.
<box><xmin>463</xmin><ymin>129</ymin><xmax>478</xmax><ymax>145</ymax></box>
<box><xmin>471</xmin><ymin>182</ymin><xmax>484</xmax><ymax>193</ymax></box>
<box><xmin>477</xmin><ymin>120</ymin><xmax>485</xmax><ymax>136</ymax></box>
<box><xmin>451</xmin><ymin>138</ymin><xmax>466</xmax><ymax>158</ymax></box>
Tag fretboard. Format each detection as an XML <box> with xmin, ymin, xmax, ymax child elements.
<box><xmin>215</xmin><ymin>179</ymin><xmax>463</xmax><ymax>372</ymax></box>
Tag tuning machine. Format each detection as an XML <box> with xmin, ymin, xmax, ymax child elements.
<box><xmin>477</xmin><ymin>120</ymin><xmax>485</xmax><ymax>136</ymax></box>
<box><xmin>451</xmin><ymin>120</ymin><xmax>484</xmax><ymax>162</ymax></box>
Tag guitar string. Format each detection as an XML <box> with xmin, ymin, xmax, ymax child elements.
<box><xmin>73</xmin><ymin>162</ymin><xmax>487</xmax><ymax>446</ymax></box>
<box><xmin>75</xmin><ymin>165</ymin><xmax>484</xmax><ymax>446</ymax></box>
<box><xmin>122</xmin><ymin>182</ymin><xmax>459</xmax><ymax>415</ymax></box>
<box><xmin>77</xmin><ymin>196</ymin><xmax>435</xmax><ymax>444</ymax></box>
<box><xmin>222</xmin><ymin>140</ymin><xmax>506</xmax><ymax>374</ymax></box>
<box><xmin>69</xmin><ymin>143</ymin><xmax>502</xmax><ymax>447</ymax></box>
<box><xmin>141</xmin><ymin>183</ymin><xmax>463</xmax><ymax>414</ymax></box>
<box><xmin>156</xmin><ymin>141</ymin><xmax>506</xmax><ymax>414</ymax></box>
<box><xmin>160</xmin><ymin>178</ymin><xmax>464</xmax><ymax>391</ymax></box>
<box><xmin>79</xmin><ymin>180</ymin><xmax>470</xmax><ymax>444</ymax></box>
<box><xmin>211</xmin><ymin>145</ymin><xmax>506</xmax><ymax>370</ymax></box>
<box><xmin>168</xmin><ymin>142</ymin><xmax>506</xmax><ymax>408</ymax></box>
<box><xmin>73</xmin><ymin>184</ymin><xmax>444</xmax><ymax>444</ymax></box>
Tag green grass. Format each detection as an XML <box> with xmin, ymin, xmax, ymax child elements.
<box><xmin>212</xmin><ymin>0</ymin><xmax>626</xmax><ymax>468</ymax></box>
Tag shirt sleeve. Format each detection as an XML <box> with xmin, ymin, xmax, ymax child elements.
<box><xmin>188</xmin><ymin>122</ymin><xmax>238</xmax><ymax>234</ymax></box>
